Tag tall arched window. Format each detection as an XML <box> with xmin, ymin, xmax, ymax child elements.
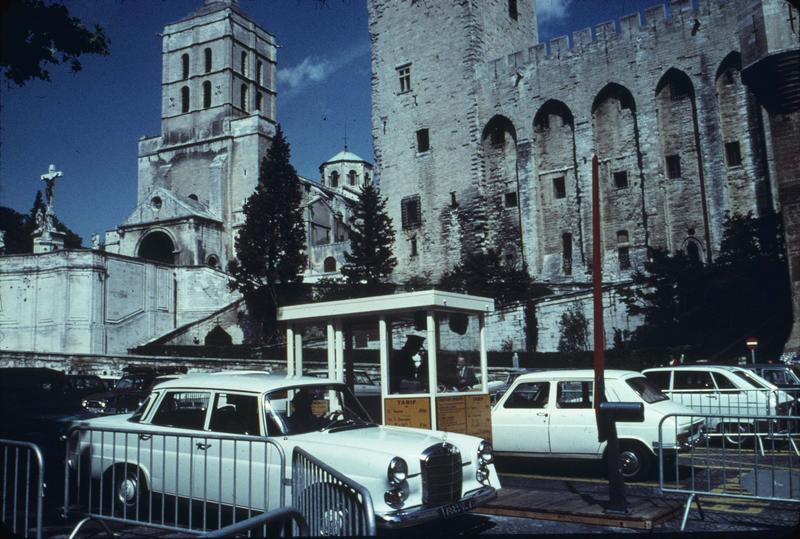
<box><xmin>562</xmin><ymin>232</ymin><xmax>573</xmax><ymax>275</ymax></box>
<box><xmin>323</xmin><ymin>257</ymin><xmax>337</xmax><ymax>273</ymax></box>
<box><xmin>255</xmin><ymin>92</ymin><xmax>263</xmax><ymax>111</ymax></box>
<box><xmin>348</xmin><ymin>170</ymin><xmax>357</xmax><ymax>186</ymax></box>
<box><xmin>330</xmin><ymin>171</ymin><xmax>339</xmax><ymax>188</ymax></box>
<box><xmin>181</xmin><ymin>54</ymin><xmax>189</xmax><ymax>80</ymax></box>
<box><xmin>204</xmin><ymin>48</ymin><xmax>212</xmax><ymax>73</ymax></box>
<box><xmin>240</xmin><ymin>84</ymin><xmax>248</xmax><ymax>111</ymax></box>
<box><xmin>181</xmin><ymin>86</ymin><xmax>190</xmax><ymax>113</ymax></box>
<box><xmin>256</xmin><ymin>60</ymin><xmax>263</xmax><ymax>85</ymax></box>
<box><xmin>240</xmin><ymin>51</ymin><xmax>248</xmax><ymax>75</ymax></box>
<box><xmin>203</xmin><ymin>81</ymin><xmax>211</xmax><ymax>108</ymax></box>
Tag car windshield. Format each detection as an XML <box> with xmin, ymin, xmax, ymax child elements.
<box><xmin>115</xmin><ymin>376</ymin><xmax>147</xmax><ymax>391</ymax></box>
<box><xmin>733</xmin><ymin>370</ymin><xmax>769</xmax><ymax>388</ymax></box>
<box><xmin>264</xmin><ymin>384</ymin><xmax>374</xmax><ymax>436</ymax></box>
<box><xmin>626</xmin><ymin>376</ymin><xmax>669</xmax><ymax>403</ymax></box>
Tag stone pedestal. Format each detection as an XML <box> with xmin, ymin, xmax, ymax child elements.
<box><xmin>33</xmin><ymin>231</ymin><xmax>66</xmax><ymax>254</ymax></box>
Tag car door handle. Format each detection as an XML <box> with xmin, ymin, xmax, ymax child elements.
<box><xmin>536</xmin><ymin>412</ymin><xmax>548</xmax><ymax>417</ymax></box>
<box><xmin>138</xmin><ymin>434</ymin><xmax>152</xmax><ymax>441</ymax></box>
<box><xmin>196</xmin><ymin>442</ymin><xmax>212</xmax><ymax>450</ymax></box>
<box><xmin>707</xmin><ymin>395</ymin><xmax>718</xmax><ymax>399</ymax></box>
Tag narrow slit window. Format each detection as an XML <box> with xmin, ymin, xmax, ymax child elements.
<box><xmin>613</xmin><ymin>171</ymin><xmax>628</xmax><ymax>189</ymax></box>
<box><xmin>401</xmin><ymin>195</ymin><xmax>421</xmax><ymax>229</ymax></box>
<box><xmin>203</xmin><ymin>81</ymin><xmax>211</xmax><ymax>108</ymax></box>
<box><xmin>666</xmin><ymin>154</ymin><xmax>681</xmax><ymax>179</ymax></box>
<box><xmin>181</xmin><ymin>54</ymin><xmax>189</xmax><ymax>80</ymax></box>
<box><xmin>181</xmin><ymin>86</ymin><xmax>190</xmax><ymax>113</ymax></box>
<box><xmin>509</xmin><ymin>0</ymin><xmax>518</xmax><ymax>20</ymax></box>
<box><xmin>725</xmin><ymin>141</ymin><xmax>742</xmax><ymax>167</ymax></box>
<box><xmin>416</xmin><ymin>128</ymin><xmax>430</xmax><ymax>153</ymax></box>
<box><xmin>204</xmin><ymin>48</ymin><xmax>212</xmax><ymax>73</ymax></box>
<box><xmin>562</xmin><ymin>232</ymin><xmax>573</xmax><ymax>275</ymax></box>
<box><xmin>553</xmin><ymin>176</ymin><xmax>566</xmax><ymax>199</ymax></box>
<box><xmin>240</xmin><ymin>84</ymin><xmax>248</xmax><ymax>111</ymax></box>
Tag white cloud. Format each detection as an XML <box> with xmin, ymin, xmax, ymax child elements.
<box><xmin>279</xmin><ymin>42</ymin><xmax>370</xmax><ymax>97</ymax></box>
<box><xmin>536</xmin><ymin>0</ymin><xmax>573</xmax><ymax>22</ymax></box>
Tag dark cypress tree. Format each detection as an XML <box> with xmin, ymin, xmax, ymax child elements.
<box><xmin>340</xmin><ymin>182</ymin><xmax>397</xmax><ymax>289</ymax></box>
<box><xmin>228</xmin><ymin>125</ymin><xmax>307</xmax><ymax>336</ymax></box>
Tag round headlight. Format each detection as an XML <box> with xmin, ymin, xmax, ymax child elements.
<box><xmin>478</xmin><ymin>440</ymin><xmax>494</xmax><ymax>465</ymax></box>
<box><xmin>387</xmin><ymin>457</ymin><xmax>408</xmax><ymax>485</ymax></box>
<box><xmin>81</xmin><ymin>399</ymin><xmax>88</xmax><ymax>408</ymax></box>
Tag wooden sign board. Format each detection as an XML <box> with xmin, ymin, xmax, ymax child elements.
<box><xmin>384</xmin><ymin>397</ymin><xmax>431</xmax><ymax>429</ymax></box>
<box><xmin>436</xmin><ymin>394</ymin><xmax>492</xmax><ymax>441</ymax></box>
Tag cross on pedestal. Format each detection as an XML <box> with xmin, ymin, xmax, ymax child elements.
<box><xmin>40</xmin><ymin>164</ymin><xmax>63</xmax><ymax>218</ymax></box>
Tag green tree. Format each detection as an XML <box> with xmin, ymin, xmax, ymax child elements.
<box><xmin>340</xmin><ymin>182</ymin><xmax>397</xmax><ymax>290</ymax></box>
<box><xmin>438</xmin><ymin>248</ymin><xmax>548</xmax><ymax>306</ymax></box>
<box><xmin>228</xmin><ymin>125</ymin><xmax>306</xmax><ymax>336</ymax></box>
<box><xmin>557</xmin><ymin>306</ymin><xmax>590</xmax><ymax>353</ymax></box>
<box><xmin>621</xmin><ymin>213</ymin><xmax>791</xmax><ymax>359</ymax></box>
<box><xmin>0</xmin><ymin>191</ymin><xmax>82</xmax><ymax>252</ymax></box>
<box><xmin>1</xmin><ymin>0</ymin><xmax>110</xmax><ymax>86</ymax></box>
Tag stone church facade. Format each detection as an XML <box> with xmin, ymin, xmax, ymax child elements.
<box><xmin>104</xmin><ymin>0</ymin><xmax>277</xmax><ymax>271</ymax></box>
<box><xmin>369</xmin><ymin>0</ymin><xmax>800</xmax><ymax>349</ymax></box>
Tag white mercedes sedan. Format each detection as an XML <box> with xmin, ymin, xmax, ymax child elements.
<box><xmin>68</xmin><ymin>372</ymin><xmax>498</xmax><ymax>528</ymax></box>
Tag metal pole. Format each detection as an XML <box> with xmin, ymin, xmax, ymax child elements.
<box><xmin>592</xmin><ymin>153</ymin><xmax>628</xmax><ymax>514</ymax></box>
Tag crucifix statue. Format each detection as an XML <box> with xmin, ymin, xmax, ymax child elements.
<box><xmin>39</xmin><ymin>164</ymin><xmax>63</xmax><ymax>232</ymax></box>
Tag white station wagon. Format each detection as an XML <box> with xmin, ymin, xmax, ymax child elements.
<box><xmin>491</xmin><ymin>370</ymin><xmax>704</xmax><ymax>480</ymax></box>
<box><xmin>68</xmin><ymin>372</ymin><xmax>498</xmax><ymax>528</ymax></box>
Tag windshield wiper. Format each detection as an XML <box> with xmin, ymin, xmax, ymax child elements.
<box><xmin>327</xmin><ymin>422</ymin><xmax>378</xmax><ymax>433</ymax></box>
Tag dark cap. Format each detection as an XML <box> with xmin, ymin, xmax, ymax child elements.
<box><xmin>403</xmin><ymin>335</ymin><xmax>425</xmax><ymax>349</ymax></box>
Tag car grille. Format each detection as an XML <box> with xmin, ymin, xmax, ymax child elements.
<box><xmin>420</xmin><ymin>443</ymin><xmax>462</xmax><ymax>505</ymax></box>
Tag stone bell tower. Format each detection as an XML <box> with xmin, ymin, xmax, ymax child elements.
<box><xmin>107</xmin><ymin>0</ymin><xmax>277</xmax><ymax>269</ymax></box>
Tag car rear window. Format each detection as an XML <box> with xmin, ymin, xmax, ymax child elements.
<box><xmin>626</xmin><ymin>377</ymin><xmax>668</xmax><ymax>403</ymax></box>
<box><xmin>733</xmin><ymin>370</ymin><xmax>768</xmax><ymax>388</ymax></box>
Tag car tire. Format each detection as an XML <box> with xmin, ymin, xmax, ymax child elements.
<box><xmin>720</xmin><ymin>422</ymin><xmax>752</xmax><ymax>447</ymax></box>
<box><xmin>107</xmin><ymin>465</ymin><xmax>149</xmax><ymax>519</ymax></box>
<box><xmin>615</xmin><ymin>442</ymin><xmax>651</xmax><ymax>482</ymax></box>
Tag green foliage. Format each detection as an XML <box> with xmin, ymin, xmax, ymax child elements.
<box><xmin>340</xmin><ymin>182</ymin><xmax>397</xmax><ymax>287</ymax></box>
<box><xmin>0</xmin><ymin>191</ymin><xmax>82</xmax><ymax>252</ymax></box>
<box><xmin>0</xmin><ymin>206</ymin><xmax>29</xmax><ymax>253</ymax></box>
<box><xmin>1</xmin><ymin>0</ymin><xmax>110</xmax><ymax>86</ymax></box>
<box><xmin>228</xmin><ymin>126</ymin><xmax>307</xmax><ymax>334</ymax></box>
<box><xmin>557</xmin><ymin>306</ymin><xmax>590</xmax><ymax>353</ymax></box>
<box><xmin>621</xmin><ymin>212</ymin><xmax>791</xmax><ymax>360</ymax></box>
<box><xmin>438</xmin><ymin>248</ymin><xmax>549</xmax><ymax>306</ymax></box>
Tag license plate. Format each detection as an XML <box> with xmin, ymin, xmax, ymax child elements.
<box><xmin>438</xmin><ymin>499</ymin><xmax>475</xmax><ymax>519</ymax></box>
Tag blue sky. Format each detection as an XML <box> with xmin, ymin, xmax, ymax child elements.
<box><xmin>0</xmin><ymin>0</ymin><xmax>669</xmax><ymax>244</ymax></box>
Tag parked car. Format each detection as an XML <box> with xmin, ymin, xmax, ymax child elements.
<box><xmin>642</xmin><ymin>365</ymin><xmax>795</xmax><ymax>445</ymax></box>
<box><xmin>80</xmin><ymin>365</ymin><xmax>186</xmax><ymax>414</ymax></box>
<box><xmin>68</xmin><ymin>372</ymin><xmax>498</xmax><ymax>528</ymax></box>
<box><xmin>305</xmin><ymin>369</ymin><xmax>381</xmax><ymax>397</ymax></box>
<box><xmin>65</xmin><ymin>374</ymin><xmax>108</xmax><ymax>400</ymax></box>
<box><xmin>746</xmin><ymin>363</ymin><xmax>800</xmax><ymax>396</ymax></box>
<box><xmin>0</xmin><ymin>368</ymin><xmax>92</xmax><ymax>446</ymax></box>
<box><xmin>491</xmin><ymin>369</ymin><xmax>704</xmax><ymax>481</ymax></box>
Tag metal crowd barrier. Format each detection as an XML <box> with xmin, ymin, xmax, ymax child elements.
<box><xmin>292</xmin><ymin>446</ymin><xmax>376</xmax><ymax>536</ymax></box>
<box><xmin>0</xmin><ymin>439</ymin><xmax>44</xmax><ymax>539</ymax></box>
<box><xmin>63</xmin><ymin>425</ymin><xmax>287</xmax><ymax>537</ymax></box>
<box><xmin>657</xmin><ymin>413</ymin><xmax>800</xmax><ymax>531</ymax></box>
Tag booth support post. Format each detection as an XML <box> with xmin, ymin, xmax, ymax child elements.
<box><xmin>326</xmin><ymin>323</ymin><xmax>336</xmax><ymax>379</ymax></box>
<box><xmin>479</xmin><ymin>314</ymin><xmax>488</xmax><ymax>393</ymax></box>
<box><xmin>286</xmin><ymin>325</ymin><xmax>295</xmax><ymax>376</ymax></box>
<box><xmin>426</xmin><ymin>310</ymin><xmax>439</xmax><ymax>430</ymax></box>
<box><xmin>294</xmin><ymin>332</ymin><xmax>303</xmax><ymax>376</ymax></box>
<box><xmin>334</xmin><ymin>320</ymin><xmax>345</xmax><ymax>382</ymax></box>
<box><xmin>379</xmin><ymin>315</ymin><xmax>389</xmax><ymax>424</ymax></box>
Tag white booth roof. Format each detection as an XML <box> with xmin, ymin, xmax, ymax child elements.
<box><xmin>277</xmin><ymin>289</ymin><xmax>494</xmax><ymax>322</ymax></box>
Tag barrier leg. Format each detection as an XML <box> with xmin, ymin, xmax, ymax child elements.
<box><xmin>680</xmin><ymin>493</ymin><xmax>703</xmax><ymax>531</ymax></box>
<box><xmin>67</xmin><ymin>516</ymin><xmax>116</xmax><ymax>539</ymax></box>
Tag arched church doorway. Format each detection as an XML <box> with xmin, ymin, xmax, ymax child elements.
<box><xmin>138</xmin><ymin>231</ymin><xmax>176</xmax><ymax>264</ymax></box>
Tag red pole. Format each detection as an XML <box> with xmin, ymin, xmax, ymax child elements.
<box><xmin>592</xmin><ymin>154</ymin><xmax>604</xmax><ymax>411</ymax></box>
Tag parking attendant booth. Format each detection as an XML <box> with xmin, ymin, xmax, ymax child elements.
<box><xmin>277</xmin><ymin>290</ymin><xmax>495</xmax><ymax>439</ymax></box>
